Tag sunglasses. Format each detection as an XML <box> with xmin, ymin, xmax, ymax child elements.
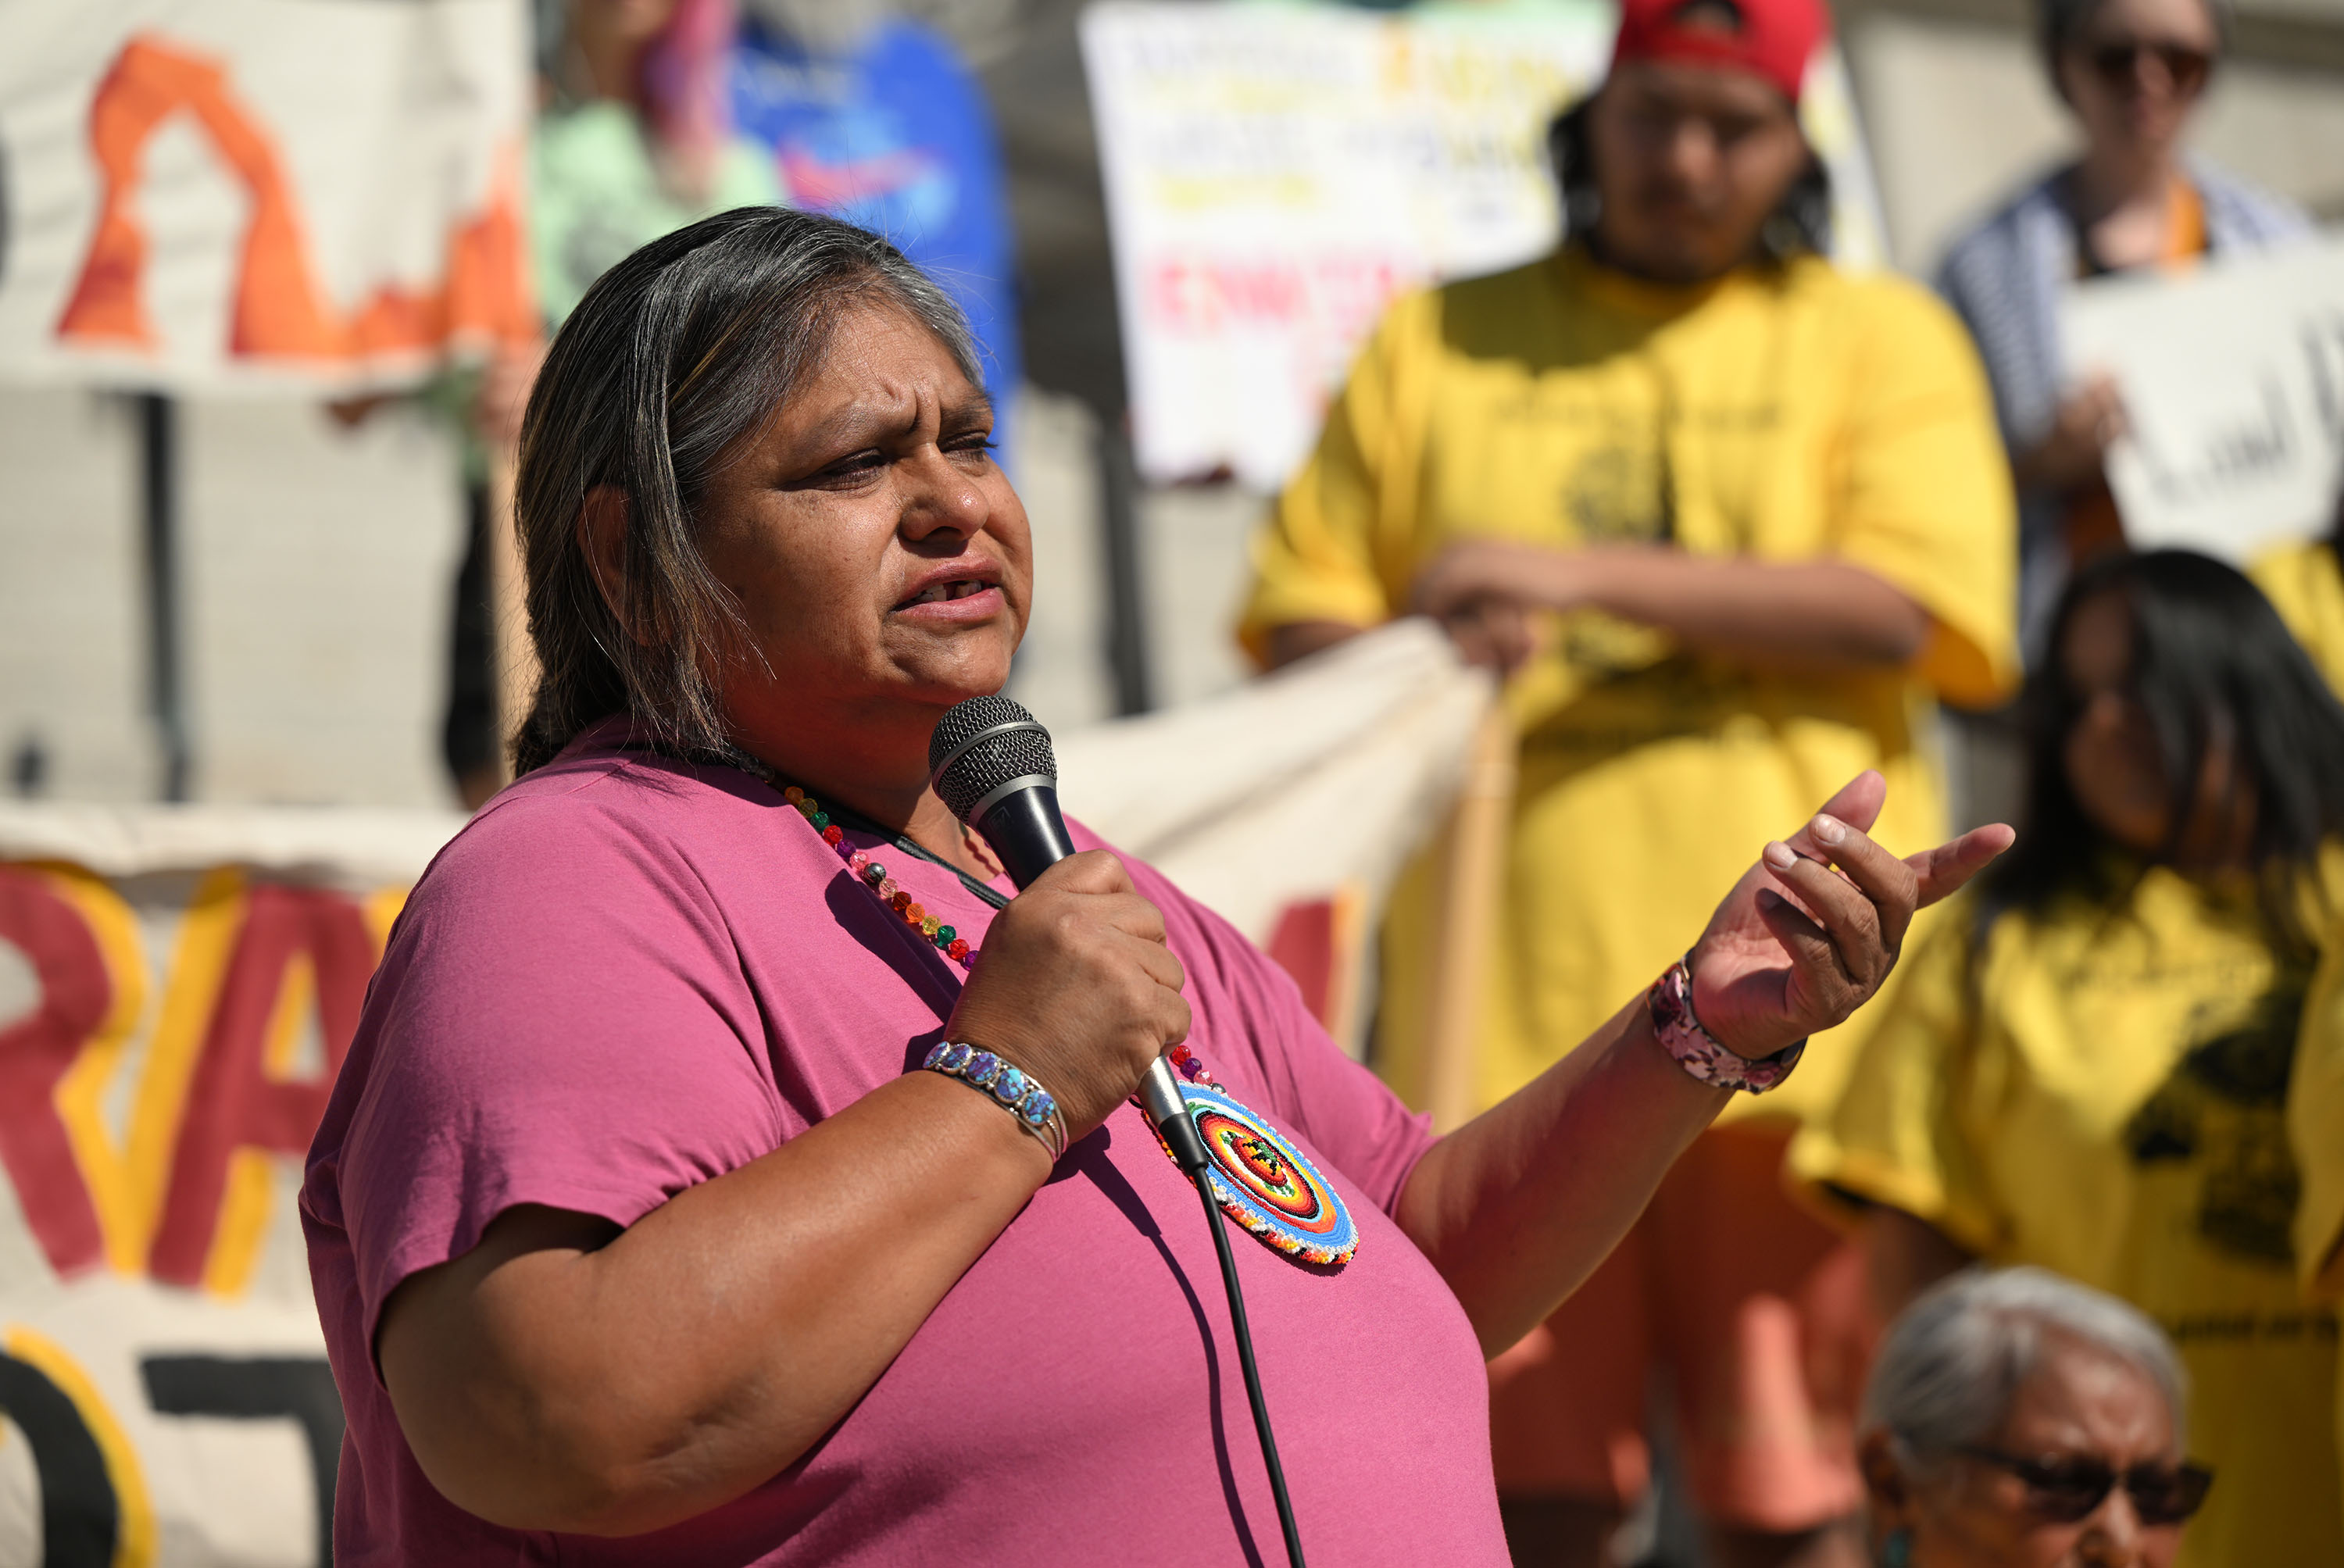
<box><xmin>2085</xmin><ymin>39</ymin><xmax>2214</xmax><ymax>95</ymax></box>
<box><xmin>1960</xmin><ymin>1446</ymin><xmax>2214</xmax><ymax>1527</ymax></box>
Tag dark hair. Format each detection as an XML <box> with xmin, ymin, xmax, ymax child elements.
<box><xmin>2036</xmin><ymin>0</ymin><xmax>2229</xmax><ymax>88</ymax></box>
<box><xmin>510</xmin><ymin>207</ymin><xmax>981</xmax><ymax>777</ymax></box>
<box><xmin>1545</xmin><ymin>96</ymin><xmax>1831</xmax><ymax>263</ymax></box>
<box><xmin>1988</xmin><ymin>550</ymin><xmax>2344</xmax><ymax>946</ymax></box>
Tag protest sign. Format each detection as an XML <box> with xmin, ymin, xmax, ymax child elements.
<box><xmin>731</xmin><ymin>16</ymin><xmax>1024</xmax><ymax>417</ymax></box>
<box><xmin>0</xmin><ymin>0</ymin><xmax>534</xmax><ymax>394</ymax></box>
<box><xmin>0</xmin><ymin>622</ymin><xmax>1482</xmax><ymax>1561</ymax></box>
<box><xmin>2064</xmin><ymin>234</ymin><xmax>2344</xmax><ymax>564</ymax></box>
<box><xmin>1081</xmin><ymin>0</ymin><xmax>1890</xmax><ymax>490</ymax></box>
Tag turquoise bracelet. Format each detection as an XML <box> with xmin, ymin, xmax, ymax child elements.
<box><xmin>924</xmin><ymin>1041</ymin><xmax>1069</xmax><ymax>1163</ymax></box>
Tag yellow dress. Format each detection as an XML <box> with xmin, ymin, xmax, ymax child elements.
<box><xmin>1239</xmin><ymin>247</ymin><xmax>2019</xmax><ymax>1127</ymax></box>
<box><xmin>2252</xmin><ymin>535</ymin><xmax>2344</xmax><ymax>697</ymax></box>
<box><xmin>1792</xmin><ymin>869</ymin><xmax>2344</xmax><ymax>1567</ymax></box>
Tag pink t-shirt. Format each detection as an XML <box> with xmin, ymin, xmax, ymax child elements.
<box><xmin>301</xmin><ymin>725</ymin><xmax>1507</xmax><ymax>1565</ymax></box>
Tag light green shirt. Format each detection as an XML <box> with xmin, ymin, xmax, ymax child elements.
<box><xmin>530</xmin><ymin>101</ymin><xmax>787</xmax><ymax>327</ymax></box>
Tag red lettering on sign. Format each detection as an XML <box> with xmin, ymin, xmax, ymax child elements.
<box><xmin>0</xmin><ymin>869</ymin><xmax>113</xmax><ymax>1277</ymax></box>
<box><xmin>148</xmin><ymin>885</ymin><xmax>371</xmax><ymax>1288</ymax></box>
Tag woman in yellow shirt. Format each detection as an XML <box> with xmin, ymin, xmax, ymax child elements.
<box><xmin>1796</xmin><ymin>549</ymin><xmax>2344</xmax><ymax>1567</ymax></box>
<box><xmin>2253</xmin><ymin>521</ymin><xmax>2344</xmax><ymax>696</ymax></box>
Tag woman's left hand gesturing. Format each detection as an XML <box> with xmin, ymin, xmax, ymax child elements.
<box><xmin>1686</xmin><ymin>771</ymin><xmax>2015</xmax><ymax>1059</ymax></box>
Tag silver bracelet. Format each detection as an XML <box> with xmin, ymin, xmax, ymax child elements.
<box><xmin>922</xmin><ymin>1041</ymin><xmax>1070</xmax><ymax>1162</ymax></box>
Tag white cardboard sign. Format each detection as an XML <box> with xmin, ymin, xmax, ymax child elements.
<box><xmin>2063</xmin><ymin>233</ymin><xmax>2344</xmax><ymax>564</ymax></box>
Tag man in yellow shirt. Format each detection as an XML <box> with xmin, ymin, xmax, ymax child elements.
<box><xmin>1239</xmin><ymin>0</ymin><xmax>2017</xmax><ymax>1561</ymax></box>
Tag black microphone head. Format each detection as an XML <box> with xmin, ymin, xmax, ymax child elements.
<box><xmin>927</xmin><ymin>695</ymin><xmax>1058</xmax><ymax>826</ymax></box>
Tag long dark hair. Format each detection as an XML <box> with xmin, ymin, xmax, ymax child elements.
<box><xmin>510</xmin><ymin>207</ymin><xmax>981</xmax><ymax>777</ymax></box>
<box><xmin>1987</xmin><ymin>550</ymin><xmax>2344</xmax><ymax>947</ymax></box>
<box><xmin>1545</xmin><ymin>97</ymin><xmax>1833</xmax><ymax>263</ymax></box>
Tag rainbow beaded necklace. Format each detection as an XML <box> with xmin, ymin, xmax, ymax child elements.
<box><xmin>782</xmin><ymin>784</ymin><xmax>979</xmax><ymax>971</ymax></box>
<box><xmin>765</xmin><ymin>757</ymin><xmax>1356</xmax><ymax>1267</ymax></box>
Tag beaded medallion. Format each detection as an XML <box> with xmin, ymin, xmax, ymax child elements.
<box><xmin>1151</xmin><ymin>1048</ymin><xmax>1358</xmax><ymax>1267</ymax></box>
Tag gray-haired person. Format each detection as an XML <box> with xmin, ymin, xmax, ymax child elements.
<box><xmin>1859</xmin><ymin>1268</ymin><xmax>2212</xmax><ymax>1568</ymax></box>
<box><xmin>1935</xmin><ymin>0</ymin><xmax>2310</xmax><ymax>663</ymax></box>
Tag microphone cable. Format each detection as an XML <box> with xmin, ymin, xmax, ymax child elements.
<box><xmin>757</xmin><ymin>784</ymin><xmax>1311</xmax><ymax>1563</ymax></box>
<box><xmin>1156</xmin><ymin>1105</ymin><xmax>1309</xmax><ymax>1568</ymax></box>
<box><xmin>741</xmin><ymin>708</ymin><xmax>1311</xmax><ymax>1566</ymax></box>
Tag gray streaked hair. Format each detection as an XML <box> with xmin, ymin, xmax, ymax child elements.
<box><xmin>1863</xmin><ymin>1267</ymin><xmax>2188</xmax><ymax>1463</ymax></box>
<box><xmin>512</xmin><ymin>207</ymin><xmax>982</xmax><ymax>777</ymax></box>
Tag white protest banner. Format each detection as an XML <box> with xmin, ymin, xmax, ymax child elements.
<box><xmin>0</xmin><ymin>623</ymin><xmax>1481</xmax><ymax>1560</ymax></box>
<box><xmin>0</xmin><ymin>809</ymin><xmax>453</xmax><ymax>1566</ymax></box>
<box><xmin>0</xmin><ymin>0</ymin><xmax>534</xmax><ymax>395</ymax></box>
<box><xmin>1057</xmin><ymin>618</ymin><xmax>1491</xmax><ymax>1054</ymax></box>
<box><xmin>1080</xmin><ymin>0</ymin><xmax>1890</xmax><ymax>490</ymax></box>
<box><xmin>2064</xmin><ymin>232</ymin><xmax>2344</xmax><ymax>564</ymax></box>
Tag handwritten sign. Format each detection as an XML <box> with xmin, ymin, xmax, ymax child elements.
<box><xmin>1081</xmin><ymin>0</ymin><xmax>1889</xmax><ymax>490</ymax></box>
<box><xmin>2063</xmin><ymin>232</ymin><xmax>2344</xmax><ymax>564</ymax></box>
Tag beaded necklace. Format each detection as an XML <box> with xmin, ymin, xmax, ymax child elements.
<box><xmin>781</xmin><ymin>783</ymin><xmax>977</xmax><ymax>970</ymax></box>
<box><xmin>676</xmin><ymin>739</ymin><xmax>1354</xmax><ymax>1266</ymax></box>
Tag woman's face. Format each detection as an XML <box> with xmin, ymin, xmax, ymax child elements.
<box><xmin>2056</xmin><ymin>0</ymin><xmax>2217</xmax><ymax>165</ymax></box>
<box><xmin>1873</xmin><ymin>1336</ymin><xmax>2188</xmax><ymax>1567</ymax></box>
<box><xmin>2058</xmin><ymin>588</ymin><xmax>2253</xmax><ymax>865</ymax></box>
<box><xmin>691</xmin><ymin>301</ymin><xmax>1031</xmax><ymax>777</ymax></box>
<box><xmin>2060</xmin><ymin>588</ymin><xmax>2173</xmax><ymax>854</ymax></box>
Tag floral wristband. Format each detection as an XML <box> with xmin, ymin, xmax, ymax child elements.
<box><xmin>1649</xmin><ymin>956</ymin><xmax>1805</xmax><ymax>1094</ymax></box>
<box><xmin>923</xmin><ymin>1041</ymin><xmax>1070</xmax><ymax>1162</ymax></box>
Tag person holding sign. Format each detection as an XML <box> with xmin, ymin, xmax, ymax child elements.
<box><xmin>1936</xmin><ymin>0</ymin><xmax>2311</xmax><ymax>659</ymax></box>
<box><xmin>1239</xmin><ymin>0</ymin><xmax>2017</xmax><ymax>1562</ymax></box>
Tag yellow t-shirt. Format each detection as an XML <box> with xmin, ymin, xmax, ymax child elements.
<box><xmin>1792</xmin><ymin>870</ymin><xmax>2344</xmax><ymax>1568</ymax></box>
<box><xmin>1240</xmin><ymin>248</ymin><xmax>2019</xmax><ymax>1122</ymax></box>
<box><xmin>2252</xmin><ymin>536</ymin><xmax>2344</xmax><ymax>698</ymax></box>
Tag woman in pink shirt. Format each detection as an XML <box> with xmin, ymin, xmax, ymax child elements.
<box><xmin>300</xmin><ymin>208</ymin><xmax>2010</xmax><ymax>1565</ymax></box>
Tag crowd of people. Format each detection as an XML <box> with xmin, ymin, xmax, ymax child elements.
<box><xmin>293</xmin><ymin>0</ymin><xmax>2341</xmax><ymax>1563</ymax></box>
<box><xmin>1243</xmin><ymin>0</ymin><xmax>2343</xmax><ymax>1561</ymax></box>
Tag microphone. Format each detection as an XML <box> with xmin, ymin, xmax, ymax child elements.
<box><xmin>926</xmin><ymin>695</ymin><xmax>1197</xmax><ymax>1149</ymax></box>
<box><xmin>931</xmin><ymin>693</ymin><xmax>1309</xmax><ymax>1567</ymax></box>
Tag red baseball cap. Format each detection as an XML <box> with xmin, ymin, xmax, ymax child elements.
<box><xmin>1610</xmin><ymin>0</ymin><xmax>1832</xmax><ymax>104</ymax></box>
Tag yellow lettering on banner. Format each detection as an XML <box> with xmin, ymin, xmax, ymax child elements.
<box><xmin>34</xmin><ymin>864</ymin><xmax>151</xmax><ymax>1277</ymax></box>
<box><xmin>198</xmin><ymin>952</ymin><xmax>314</xmax><ymax>1298</ymax></box>
<box><xmin>363</xmin><ymin>884</ymin><xmax>408</xmax><ymax>957</ymax></box>
<box><xmin>122</xmin><ymin>867</ymin><xmax>246</xmax><ymax>1265</ymax></box>
<box><xmin>4</xmin><ymin>1325</ymin><xmax>157</xmax><ymax>1568</ymax></box>
<box><xmin>200</xmin><ymin>1150</ymin><xmax>280</xmax><ymax>1298</ymax></box>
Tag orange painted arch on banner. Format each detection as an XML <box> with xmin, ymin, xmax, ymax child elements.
<box><xmin>55</xmin><ymin>33</ymin><xmax>536</xmax><ymax>364</ymax></box>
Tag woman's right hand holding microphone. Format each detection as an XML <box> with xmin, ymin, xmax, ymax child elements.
<box><xmin>944</xmin><ymin>849</ymin><xmax>1192</xmax><ymax>1147</ymax></box>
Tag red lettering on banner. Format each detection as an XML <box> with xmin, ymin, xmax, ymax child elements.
<box><xmin>148</xmin><ymin>885</ymin><xmax>372</xmax><ymax>1288</ymax></box>
<box><xmin>0</xmin><ymin>869</ymin><xmax>113</xmax><ymax>1277</ymax></box>
<box><xmin>1265</xmin><ymin>898</ymin><xmax>1338</xmax><ymax>1028</ymax></box>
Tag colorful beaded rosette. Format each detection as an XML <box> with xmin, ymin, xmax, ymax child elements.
<box><xmin>784</xmin><ymin>786</ymin><xmax>976</xmax><ymax>971</ymax></box>
<box><xmin>1151</xmin><ymin>1046</ymin><xmax>1358</xmax><ymax>1268</ymax></box>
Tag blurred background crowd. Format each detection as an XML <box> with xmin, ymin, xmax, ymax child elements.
<box><xmin>2</xmin><ymin>0</ymin><xmax>2342</xmax><ymax>1565</ymax></box>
